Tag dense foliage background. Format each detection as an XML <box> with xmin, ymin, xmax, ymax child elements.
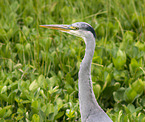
<box><xmin>0</xmin><ymin>0</ymin><xmax>145</xmax><ymax>121</ymax></box>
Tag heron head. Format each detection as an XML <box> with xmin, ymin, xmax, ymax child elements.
<box><xmin>40</xmin><ymin>22</ymin><xmax>96</xmax><ymax>39</ymax></box>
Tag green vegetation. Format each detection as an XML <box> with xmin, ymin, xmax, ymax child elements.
<box><xmin>0</xmin><ymin>0</ymin><xmax>145</xmax><ymax>121</ymax></box>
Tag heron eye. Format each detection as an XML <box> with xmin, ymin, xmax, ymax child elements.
<box><xmin>75</xmin><ymin>27</ymin><xmax>79</xmax><ymax>30</ymax></box>
<box><xmin>69</xmin><ymin>26</ymin><xmax>79</xmax><ymax>30</ymax></box>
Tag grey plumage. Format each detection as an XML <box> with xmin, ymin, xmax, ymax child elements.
<box><xmin>40</xmin><ymin>22</ymin><xmax>112</xmax><ymax>122</ymax></box>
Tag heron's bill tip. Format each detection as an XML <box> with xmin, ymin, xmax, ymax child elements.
<box><xmin>39</xmin><ymin>24</ymin><xmax>71</xmax><ymax>31</ymax></box>
<box><xmin>39</xmin><ymin>25</ymin><xmax>49</xmax><ymax>28</ymax></box>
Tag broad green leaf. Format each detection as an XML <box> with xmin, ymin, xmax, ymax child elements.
<box><xmin>40</xmin><ymin>90</ymin><xmax>47</xmax><ymax>99</ymax></box>
<box><xmin>3</xmin><ymin>109</ymin><xmax>12</xmax><ymax>118</ymax></box>
<box><xmin>45</xmin><ymin>103</ymin><xmax>54</xmax><ymax>116</ymax></box>
<box><xmin>37</xmin><ymin>75</ymin><xmax>46</xmax><ymax>88</ymax></box>
<box><xmin>141</xmin><ymin>96</ymin><xmax>145</xmax><ymax>107</ymax></box>
<box><xmin>29</xmin><ymin>80</ymin><xmax>39</xmax><ymax>91</ymax></box>
<box><xmin>124</xmin><ymin>88</ymin><xmax>137</xmax><ymax>103</ymax></box>
<box><xmin>10</xmin><ymin>1</ymin><xmax>19</xmax><ymax>12</ymax></box>
<box><xmin>113</xmin><ymin>49</ymin><xmax>126</xmax><ymax>70</ymax></box>
<box><xmin>131</xmin><ymin>79</ymin><xmax>144</xmax><ymax>95</ymax></box>
<box><xmin>129</xmin><ymin>58</ymin><xmax>142</xmax><ymax>76</ymax></box>
<box><xmin>0</xmin><ymin>108</ymin><xmax>6</xmax><ymax>117</ymax></box>
<box><xmin>31</xmin><ymin>101</ymin><xmax>39</xmax><ymax>114</ymax></box>
<box><xmin>1</xmin><ymin>86</ymin><xmax>7</xmax><ymax>93</ymax></box>
<box><xmin>25</xmin><ymin>43</ymin><xmax>31</xmax><ymax>53</ymax></box>
<box><xmin>15</xmin><ymin>44</ymin><xmax>24</xmax><ymax>52</ymax></box>
<box><xmin>93</xmin><ymin>84</ymin><xmax>101</xmax><ymax>99</ymax></box>
<box><xmin>120</xmin><ymin>31</ymin><xmax>134</xmax><ymax>51</ymax></box>
<box><xmin>56</xmin><ymin>98</ymin><xmax>63</xmax><ymax>111</ymax></box>
<box><xmin>135</xmin><ymin>41</ymin><xmax>145</xmax><ymax>50</ymax></box>
<box><xmin>48</xmin><ymin>76</ymin><xmax>59</xmax><ymax>88</ymax></box>
<box><xmin>113</xmin><ymin>87</ymin><xmax>125</xmax><ymax>102</ymax></box>
<box><xmin>127</xmin><ymin>104</ymin><xmax>135</xmax><ymax>114</ymax></box>
<box><xmin>8</xmin><ymin>90</ymin><xmax>18</xmax><ymax>104</ymax></box>
<box><xmin>32</xmin><ymin>114</ymin><xmax>40</xmax><ymax>122</ymax></box>
<box><xmin>142</xmin><ymin>117</ymin><xmax>145</xmax><ymax>122</ymax></box>
<box><xmin>15</xmin><ymin>115</ymin><xmax>24</xmax><ymax>121</ymax></box>
<box><xmin>17</xmin><ymin>108</ymin><xmax>25</xmax><ymax>114</ymax></box>
<box><xmin>22</xmin><ymin>26</ymin><xmax>30</xmax><ymax>37</ymax></box>
<box><xmin>54</xmin><ymin>111</ymin><xmax>64</xmax><ymax>120</ymax></box>
<box><xmin>24</xmin><ymin>16</ymin><xmax>33</xmax><ymax>25</ymax></box>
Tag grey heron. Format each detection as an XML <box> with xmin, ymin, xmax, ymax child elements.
<box><xmin>40</xmin><ymin>22</ymin><xmax>112</xmax><ymax>122</ymax></box>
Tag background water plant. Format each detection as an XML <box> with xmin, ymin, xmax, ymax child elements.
<box><xmin>0</xmin><ymin>0</ymin><xmax>145</xmax><ymax>121</ymax></box>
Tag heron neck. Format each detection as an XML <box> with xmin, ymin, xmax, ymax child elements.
<box><xmin>79</xmin><ymin>36</ymin><xmax>99</xmax><ymax>121</ymax></box>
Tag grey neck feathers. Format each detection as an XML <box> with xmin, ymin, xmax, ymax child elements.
<box><xmin>78</xmin><ymin>36</ymin><xmax>113</xmax><ymax>122</ymax></box>
<box><xmin>78</xmin><ymin>36</ymin><xmax>98</xmax><ymax>121</ymax></box>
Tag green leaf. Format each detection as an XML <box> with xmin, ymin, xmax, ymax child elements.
<box><xmin>24</xmin><ymin>16</ymin><xmax>33</xmax><ymax>25</ymax></box>
<box><xmin>32</xmin><ymin>114</ymin><xmax>40</xmax><ymax>122</ymax></box>
<box><xmin>120</xmin><ymin>31</ymin><xmax>134</xmax><ymax>51</ymax></box>
<box><xmin>0</xmin><ymin>108</ymin><xmax>6</xmax><ymax>118</ymax></box>
<box><xmin>48</xmin><ymin>76</ymin><xmax>59</xmax><ymax>88</ymax></box>
<box><xmin>124</xmin><ymin>87</ymin><xmax>137</xmax><ymax>103</ymax></box>
<box><xmin>15</xmin><ymin>115</ymin><xmax>24</xmax><ymax>121</ymax></box>
<box><xmin>0</xmin><ymin>29</ymin><xmax>7</xmax><ymax>41</ymax></box>
<box><xmin>102</xmin><ymin>72</ymin><xmax>112</xmax><ymax>90</ymax></box>
<box><xmin>93</xmin><ymin>84</ymin><xmax>101</xmax><ymax>99</ymax></box>
<box><xmin>113</xmin><ymin>49</ymin><xmax>126</xmax><ymax>70</ymax></box>
<box><xmin>127</xmin><ymin>104</ymin><xmax>135</xmax><ymax>114</ymax></box>
<box><xmin>29</xmin><ymin>80</ymin><xmax>39</xmax><ymax>91</ymax></box>
<box><xmin>45</xmin><ymin>103</ymin><xmax>54</xmax><ymax>116</ymax></box>
<box><xmin>22</xmin><ymin>26</ymin><xmax>30</xmax><ymax>37</ymax></box>
<box><xmin>0</xmin><ymin>93</ymin><xmax>8</xmax><ymax>102</ymax></box>
<box><xmin>15</xmin><ymin>44</ymin><xmax>24</xmax><ymax>52</ymax></box>
<box><xmin>8</xmin><ymin>90</ymin><xmax>18</xmax><ymax>104</ymax></box>
<box><xmin>49</xmin><ymin>86</ymin><xmax>59</xmax><ymax>94</ymax></box>
<box><xmin>135</xmin><ymin>41</ymin><xmax>145</xmax><ymax>50</ymax></box>
<box><xmin>0</xmin><ymin>118</ymin><xmax>5</xmax><ymax>121</ymax></box>
<box><xmin>40</xmin><ymin>90</ymin><xmax>47</xmax><ymax>99</ymax></box>
<box><xmin>17</xmin><ymin>108</ymin><xmax>25</xmax><ymax>114</ymax></box>
<box><xmin>117</xmin><ymin>110</ymin><xmax>123</xmax><ymax>122</ymax></box>
<box><xmin>37</xmin><ymin>75</ymin><xmax>46</xmax><ymax>88</ymax></box>
<box><xmin>129</xmin><ymin>58</ymin><xmax>141</xmax><ymax>76</ymax></box>
<box><xmin>141</xmin><ymin>96</ymin><xmax>145</xmax><ymax>107</ymax></box>
<box><xmin>25</xmin><ymin>43</ymin><xmax>31</xmax><ymax>53</ymax></box>
<box><xmin>131</xmin><ymin>79</ymin><xmax>144</xmax><ymax>95</ymax></box>
<box><xmin>3</xmin><ymin>109</ymin><xmax>12</xmax><ymax>118</ymax></box>
<box><xmin>142</xmin><ymin>117</ymin><xmax>145</xmax><ymax>122</ymax></box>
<box><xmin>113</xmin><ymin>87</ymin><xmax>125</xmax><ymax>102</ymax></box>
<box><xmin>31</xmin><ymin>101</ymin><xmax>39</xmax><ymax>114</ymax></box>
<box><xmin>54</xmin><ymin>111</ymin><xmax>64</xmax><ymax>120</ymax></box>
<box><xmin>21</xmin><ymin>100</ymin><xmax>31</xmax><ymax>104</ymax></box>
<box><xmin>1</xmin><ymin>86</ymin><xmax>7</xmax><ymax>93</ymax></box>
<box><xmin>10</xmin><ymin>1</ymin><xmax>19</xmax><ymax>12</ymax></box>
<box><xmin>56</xmin><ymin>98</ymin><xmax>63</xmax><ymax>111</ymax></box>
<box><xmin>66</xmin><ymin>109</ymin><xmax>75</xmax><ymax>119</ymax></box>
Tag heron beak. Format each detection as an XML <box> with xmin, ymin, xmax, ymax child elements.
<box><xmin>39</xmin><ymin>24</ymin><xmax>71</xmax><ymax>32</ymax></box>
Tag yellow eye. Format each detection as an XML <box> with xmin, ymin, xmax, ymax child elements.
<box><xmin>69</xmin><ymin>26</ymin><xmax>74</xmax><ymax>29</ymax></box>
<box><xmin>69</xmin><ymin>26</ymin><xmax>79</xmax><ymax>30</ymax></box>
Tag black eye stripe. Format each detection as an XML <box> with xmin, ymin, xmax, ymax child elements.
<box><xmin>85</xmin><ymin>26</ymin><xmax>96</xmax><ymax>38</ymax></box>
<box><xmin>80</xmin><ymin>26</ymin><xmax>96</xmax><ymax>38</ymax></box>
<box><xmin>79</xmin><ymin>23</ymin><xmax>96</xmax><ymax>38</ymax></box>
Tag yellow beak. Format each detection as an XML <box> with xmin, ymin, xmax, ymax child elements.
<box><xmin>39</xmin><ymin>24</ymin><xmax>71</xmax><ymax>31</ymax></box>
